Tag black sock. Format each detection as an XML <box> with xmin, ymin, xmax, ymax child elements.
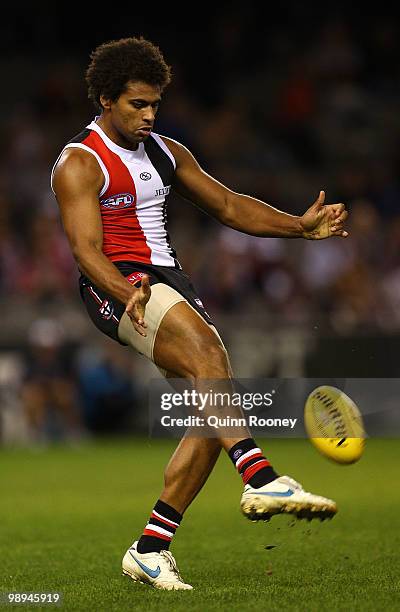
<box><xmin>228</xmin><ymin>438</ymin><xmax>278</xmax><ymax>488</ymax></box>
<box><xmin>137</xmin><ymin>499</ymin><xmax>182</xmax><ymax>554</ymax></box>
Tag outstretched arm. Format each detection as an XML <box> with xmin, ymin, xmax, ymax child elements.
<box><xmin>162</xmin><ymin>137</ymin><xmax>348</xmax><ymax>240</ymax></box>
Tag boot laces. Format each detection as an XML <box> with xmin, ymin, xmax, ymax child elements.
<box><xmin>279</xmin><ymin>475</ymin><xmax>303</xmax><ymax>491</ymax></box>
<box><xmin>160</xmin><ymin>550</ymin><xmax>183</xmax><ymax>581</ymax></box>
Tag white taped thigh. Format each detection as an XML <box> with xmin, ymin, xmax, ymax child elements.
<box><xmin>117</xmin><ymin>283</ymin><xmax>185</xmax><ymax>360</ymax></box>
<box><xmin>118</xmin><ymin>284</ymin><xmax>227</xmax><ymax>376</ymax></box>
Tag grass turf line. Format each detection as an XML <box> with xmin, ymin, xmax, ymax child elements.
<box><xmin>1</xmin><ymin>438</ymin><xmax>399</xmax><ymax>611</ymax></box>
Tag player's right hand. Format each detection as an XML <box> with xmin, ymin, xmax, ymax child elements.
<box><xmin>300</xmin><ymin>191</ymin><xmax>349</xmax><ymax>239</ymax></box>
<box><xmin>125</xmin><ymin>274</ymin><xmax>151</xmax><ymax>336</ymax></box>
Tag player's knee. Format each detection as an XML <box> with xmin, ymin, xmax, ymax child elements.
<box><xmin>184</xmin><ymin>341</ymin><xmax>230</xmax><ymax>380</ymax></box>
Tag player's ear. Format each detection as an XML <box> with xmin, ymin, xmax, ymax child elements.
<box><xmin>99</xmin><ymin>95</ymin><xmax>112</xmax><ymax>110</ymax></box>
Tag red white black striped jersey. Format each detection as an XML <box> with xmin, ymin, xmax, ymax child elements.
<box><xmin>51</xmin><ymin>119</ymin><xmax>180</xmax><ymax>267</ymax></box>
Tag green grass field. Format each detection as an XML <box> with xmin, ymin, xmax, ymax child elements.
<box><xmin>1</xmin><ymin>438</ymin><xmax>400</xmax><ymax>611</ymax></box>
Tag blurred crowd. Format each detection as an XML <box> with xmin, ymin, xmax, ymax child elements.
<box><xmin>2</xmin><ymin>15</ymin><xmax>400</xmax><ymax>333</ymax></box>
<box><xmin>1</xmin><ymin>11</ymin><xmax>400</xmax><ymax>441</ymax></box>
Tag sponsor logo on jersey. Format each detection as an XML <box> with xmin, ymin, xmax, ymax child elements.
<box><xmin>140</xmin><ymin>172</ymin><xmax>152</xmax><ymax>181</ymax></box>
<box><xmin>100</xmin><ymin>193</ymin><xmax>135</xmax><ymax>209</ymax></box>
<box><xmin>99</xmin><ymin>299</ymin><xmax>114</xmax><ymax>320</ymax></box>
<box><xmin>155</xmin><ymin>186</ymin><xmax>171</xmax><ymax>197</ymax></box>
<box><xmin>126</xmin><ymin>271</ymin><xmax>149</xmax><ymax>286</ymax></box>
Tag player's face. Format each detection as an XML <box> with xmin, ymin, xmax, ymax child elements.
<box><xmin>101</xmin><ymin>81</ymin><xmax>161</xmax><ymax>145</ymax></box>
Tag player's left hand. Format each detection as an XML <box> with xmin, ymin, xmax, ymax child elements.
<box><xmin>125</xmin><ymin>274</ymin><xmax>151</xmax><ymax>337</ymax></box>
<box><xmin>300</xmin><ymin>191</ymin><xmax>349</xmax><ymax>240</ymax></box>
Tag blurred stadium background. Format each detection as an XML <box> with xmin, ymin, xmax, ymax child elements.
<box><xmin>1</xmin><ymin>6</ymin><xmax>400</xmax><ymax>444</ymax></box>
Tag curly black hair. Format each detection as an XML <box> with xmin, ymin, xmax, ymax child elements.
<box><xmin>85</xmin><ymin>37</ymin><xmax>172</xmax><ymax>110</ymax></box>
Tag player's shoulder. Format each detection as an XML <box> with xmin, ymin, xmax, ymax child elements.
<box><xmin>153</xmin><ymin>134</ymin><xmax>193</xmax><ymax>165</ymax></box>
<box><xmin>54</xmin><ymin>145</ymin><xmax>101</xmax><ymax>177</ymax></box>
<box><xmin>155</xmin><ymin>134</ymin><xmax>187</xmax><ymax>153</ymax></box>
<box><xmin>52</xmin><ymin>144</ymin><xmax>104</xmax><ymax>195</ymax></box>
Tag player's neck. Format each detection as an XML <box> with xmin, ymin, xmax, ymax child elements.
<box><xmin>95</xmin><ymin>115</ymin><xmax>139</xmax><ymax>151</ymax></box>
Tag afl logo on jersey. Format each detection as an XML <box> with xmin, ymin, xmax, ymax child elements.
<box><xmin>140</xmin><ymin>172</ymin><xmax>152</xmax><ymax>181</ymax></box>
<box><xmin>100</xmin><ymin>193</ymin><xmax>135</xmax><ymax>209</ymax></box>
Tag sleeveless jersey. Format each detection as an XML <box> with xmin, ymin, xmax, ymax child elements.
<box><xmin>51</xmin><ymin>119</ymin><xmax>180</xmax><ymax>268</ymax></box>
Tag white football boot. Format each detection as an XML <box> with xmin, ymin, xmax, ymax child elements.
<box><xmin>241</xmin><ymin>475</ymin><xmax>337</xmax><ymax>521</ymax></box>
<box><xmin>122</xmin><ymin>541</ymin><xmax>193</xmax><ymax>591</ymax></box>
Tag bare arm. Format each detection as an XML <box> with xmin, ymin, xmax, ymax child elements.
<box><xmin>52</xmin><ymin>148</ymin><xmax>150</xmax><ymax>336</ymax></box>
<box><xmin>162</xmin><ymin>137</ymin><xmax>348</xmax><ymax>239</ymax></box>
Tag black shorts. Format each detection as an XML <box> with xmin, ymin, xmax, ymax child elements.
<box><xmin>79</xmin><ymin>261</ymin><xmax>213</xmax><ymax>345</ymax></box>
